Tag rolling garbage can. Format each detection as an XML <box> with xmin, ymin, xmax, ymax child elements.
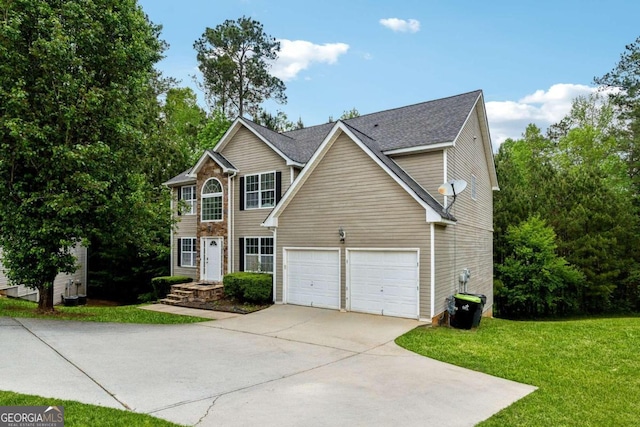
<box><xmin>451</xmin><ymin>293</ymin><xmax>483</xmax><ymax>329</ymax></box>
<box><xmin>462</xmin><ymin>293</ymin><xmax>486</xmax><ymax>328</ymax></box>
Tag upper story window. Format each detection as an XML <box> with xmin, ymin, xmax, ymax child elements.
<box><xmin>202</xmin><ymin>178</ymin><xmax>223</xmax><ymax>222</ymax></box>
<box><xmin>179</xmin><ymin>185</ymin><xmax>196</xmax><ymax>215</ymax></box>
<box><xmin>245</xmin><ymin>172</ymin><xmax>275</xmax><ymax>209</ymax></box>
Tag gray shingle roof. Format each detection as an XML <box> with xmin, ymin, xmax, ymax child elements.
<box><xmin>163</xmin><ymin>168</ymin><xmax>195</xmax><ymax>186</ymax></box>
<box><xmin>165</xmin><ymin>90</ymin><xmax>480</xmax><ymax>218</ymax></box>
<box><xmin>207</xmin><ymin>150</ymin><xmax>238</xmax><ymax>171</ymax></box>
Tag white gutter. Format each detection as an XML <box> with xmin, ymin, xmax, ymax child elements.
<box><xmin>227</xmin><ymin>171</ymin><xmax>237</xmax><ymax>274</ymax></box>
<box><xmin>430</xmin><ymin>222</ymin><xmax>435</xmax><ymax>320</ymax></box>
<box><xmin>169</xmin><ymin>192</ymin><xmax>174</xmax><ymax>276</ymax></box>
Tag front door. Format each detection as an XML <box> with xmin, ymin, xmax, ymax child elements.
<box><xmin>201</xmin><ymin>238</ymin><xmax>222</xmax><ymax>282</ymax></box>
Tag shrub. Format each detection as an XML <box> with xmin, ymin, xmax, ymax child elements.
<box><xmin>223</xmin><ymin>272</ymin><xmax>272</xmax><ymax>304</ymax></box>
<box><xmin>149</xmin><ymin>275</ymin><xmax>193</xmax><ymax>301</ymax></box>
<box><xmin>496</xmin><ymin>216</ymin><xmax>584</xmax><ymax>318</ymax></box>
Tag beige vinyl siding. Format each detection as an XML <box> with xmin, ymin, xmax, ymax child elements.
<box><xmin>275</xmin><ymin>132</ymin><xmax>432</xmax><ymax>318</ymax></box>
<box><xmin>53</xmin><ymin>244</ymin><xmax>87</xmax><ymax>303</ymax></box>
<box><xmin>1</xmin><ymin>245</ymin><xmax>87</xmax><ymax>305</ymax></box>
<box><xmin>220</xmin><ymin>127</ymin><xmax>294</xmax><ymax>272</ymax></box>
<box><xmin>434</xmin><ymin>225</ymin><xmax>454</xmax><ymax>316</ymax></box>
<box><xmin>392</xmin><ymin>151</ymin><xmax>445</xmax><ymax>205</ymax></box>
<box><xmin>172</xmin><ymin>187</ymin><xmax>198</xmax><ymax>279</ymax></box>
<box><xmin>438</xmin><ymin>106</ymin><xmax>495</xmax><ymax>312</ymax></box>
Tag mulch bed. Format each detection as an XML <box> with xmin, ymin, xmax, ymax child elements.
<box><xmin>173</xmin><ymin>297</ymin><xmax>271</xmax><ymax>314</ymax></box>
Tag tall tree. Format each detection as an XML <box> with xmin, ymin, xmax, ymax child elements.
<box><xmin>254</xmin><ymin>109</ymin><xmax>296</xmax><ymax>132</ymax></box>
<box><xmin>0</xmin><ymin>0</ymin><xmax>164</xmax><ymax>310</ymax></box>
<box><xmin>194</xmin><ymin>16</ymin><xmax>286</xmax><ymax>119</ymax></box>
<box><xmin>595</xmin><ymin>36</ymin><xmax>640</xmax><ymax>199</ymax></box>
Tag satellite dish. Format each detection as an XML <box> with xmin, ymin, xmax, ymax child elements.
<box><xmin>438</xmin><ymin>179</ymin><xmax>468</xmax><ymax>214</ymax></box>
<box><xmin>438</xmin><ymin>179</ymin><xmax>467</xmax><ymax>197</ymax></box>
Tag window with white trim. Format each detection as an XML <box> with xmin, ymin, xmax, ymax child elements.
<box><xmin>471</xmin><ymin>174</ymin><xmax>477</xmax><ymax>200</ymax></box>
<box><xmin>201</xmin><ymin>178</ymin><xmax>223</xmax><ymax>221</ymax></box>
<box><xmin>179</xmin><ymin>237</ymin><xmax>196</xmax><ymax>267</ymax></box>
<box><xmin>245</xmin><ymin>172</ymin><xmax>275</xmax><ymax>209</ymax></box>
<box><xmin>244</xmin><ymin>237</ymin><xmax>274</xmax><ymax>273</ymax></box>
<box><xmin>180</xmin><ymin>185</ymin><xmax>196</xmax><ymax>215</ymax></box>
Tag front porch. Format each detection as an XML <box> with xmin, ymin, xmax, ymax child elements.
<box><xmin>160</xmin><ymin>282</ymin><xmax>224</xmax><ymax>306</ymax></box>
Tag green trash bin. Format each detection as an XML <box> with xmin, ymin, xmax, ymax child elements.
<box><xmin>451</xmin><ymin>293</ymin><xmax>482</xmax><ymax>329</ymax></box>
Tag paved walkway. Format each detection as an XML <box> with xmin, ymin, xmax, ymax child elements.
<box><xmin>0</xmin><ymin>305</ymin><xmax>536</xmax><ymax>426</ymax></box>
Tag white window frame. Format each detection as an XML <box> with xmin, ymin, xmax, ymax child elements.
<box><xmin>471</xmin><ymin>174</ymin><xmax>477</xmax><ymax>200</ymax></box>
<box><xmin>180</xmin><ymin>185</ymin><xmax>196</xmax><ymax>215</ymax></box>
<box><xmin>244</xmin><ymin>237</ymin><xmax>274</xmax><ymax>273</ymax></box>
<box><xmin>201</xmin><ymin>178</ymin><xmax>223</xmax><ymax>222</ymax></box>
<box><xmin>180</xmin><ymin>237</ymin><xmax>197</xmax><ymax>268</ymax></box>
<box><xmin>245</xmin><ymin>171</ymin><xmax>276</xmax><ymax>210</ymax></box>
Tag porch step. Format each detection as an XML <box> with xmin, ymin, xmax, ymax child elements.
<box><xmin>160</xmin><ymin>282</ymin><xmax>225</xmax><ymax>306</ymax></box>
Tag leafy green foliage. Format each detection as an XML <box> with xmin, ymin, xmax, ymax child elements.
<box><xmin>194</xmin><ymin>16</ymin><xmax>286</xmax><ymax>118</ymax></box>
<box><xmin>223</xmin><ymin>272</ymin><xmax>272</xmax><ymax>303</ymax></box>
<box><xmin>197</xmin><ymin>108</ymin><xmax>232</xmax><ymax>153</ymax></box>
<box><xmin>254</xmin><ymin>109</ymin><xmax>297</xmax><ymax>132</ymax></box>
<box><xmin>496</xmin><ymin>216</ymin><xmax>584</xmax><ymax>318</ymax></box>
<box><xmin>0</xmin><ymin>0</ymin><xmax>165</xmax><ymax>310</ymax></box>
<box><xmin>149</xmin><ymin>275</ymin><xmax>193</xmax><ymax>300</ymax></box>
<box><xmin>494</xmin><ymin>95</ymin><xmax>640</xmax><ymax>315</ymax></box>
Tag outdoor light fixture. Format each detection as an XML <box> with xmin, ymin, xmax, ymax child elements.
<box><xmin>207</xmin><ymin>224</ymin><xmax>212</xmax><ymax>232</ymax></box>
<box><xmin>338</xmin><ymin>227</ymin><xmax>346</xmax><ymax>243</ymax></box>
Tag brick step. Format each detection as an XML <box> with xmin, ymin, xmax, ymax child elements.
<box><xmin>173</xmin><ymin>290</ymin><xmax>194</xmax><ymax>296</ymax></box>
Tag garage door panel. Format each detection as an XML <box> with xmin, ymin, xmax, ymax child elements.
<box><xmin>286</xmin><ymin>249</ymin><xmax>340</xmax><ymax>310</ymax></box>
<box><xmin>348</xmin><ymin>250</ymin><xmax>418</xmax><ymax>319</ymax></box>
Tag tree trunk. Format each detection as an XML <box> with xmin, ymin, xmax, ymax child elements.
<box><xmin>38</xmin><ymin>282</ymin><xmax>55</xmax><ymax>312</ymax></box>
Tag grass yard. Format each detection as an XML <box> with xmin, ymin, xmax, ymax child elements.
<box><xmin>396</xmin><ymin>316</ymin><xmax>640</xmax><ymax>427</ymax></box>
<box><xmin>0</xmin><ymin>297</ymin><xmax>210</xmax><ymax>324</ymax></box>
<box><xmin>0</xmin><ymin>391</ymin><xmax>184</xmax><ymax>426</ymax></box>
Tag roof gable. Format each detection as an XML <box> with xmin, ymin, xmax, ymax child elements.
<box><xmin>214</xmin><ymin>118</ymin><xmax>304</xmax><ymax>167</ymax></box>
<box><xmin>263</xmin><ymin>121</ymin><xmax>454</xmax><ymax>228</ymax></box>
<box><xmin>189</xmin><ymin>150</ymin><xmax>238</xmax><ymax>178</ymax></box>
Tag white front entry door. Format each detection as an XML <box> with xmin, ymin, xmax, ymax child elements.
<box><xmin>201</xmin><ymin>237</ymin><xmax>223</xmax><ymax>282</ymax></box>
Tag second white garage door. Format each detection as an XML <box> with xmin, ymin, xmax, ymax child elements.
<box><xmin>348</xmin><ymin>250</ymin><xmax>419</xmax><ymax>319</ymax></box>
<box><xmin>285</xmin><ymin>249</ymin><xmax>340</xmax><ymax>309</ymax></box>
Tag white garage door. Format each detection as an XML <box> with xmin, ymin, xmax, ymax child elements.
<box><xmin>285</xmin><ymin>249</ymin><xmax>340</xmax><ymax>309</ymax></box>
<box><xmin>348</xmin><ymin>250</ymin><xmax>419</xmax><ymax>319</ymax></box>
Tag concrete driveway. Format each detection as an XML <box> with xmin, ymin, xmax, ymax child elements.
<box><xmin>0</xmin><ymin>305</ymin><xmax>535</xmax><ymax>426</ymax></box>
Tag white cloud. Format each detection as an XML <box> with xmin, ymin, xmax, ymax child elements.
<box><xmin>379</xmin><ymin>18</ymin><xmax>420</xmax><ymax>33</ymax></box>
<box><xmin>271</xmin><ymin>39</ymin><xmax>349</xmax><ymax>81</ymax></box>
<box><xmin>486</xmin><ymin>83</ymin><xmax>601</xmax><ymax>148</ymax></box>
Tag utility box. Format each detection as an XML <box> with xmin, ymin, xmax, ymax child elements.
<box><xmin>451</xmin><ymin>293</ymin><xmax>484</xmax><ymax>329</ymax></box>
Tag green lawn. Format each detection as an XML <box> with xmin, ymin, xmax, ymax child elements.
<box><xmin>396</xmin><ymin>316</ymin><xmax>640</xmax><ymax>426</ymax></box>
<box><xmin>0</xmin><ymin>297</ymin><xmax>210</xmax><ymax>324</ymax></box>
<box><xmin>0</xmin><ymin>391</ymin><xmax>184</xmax><ymax>426</ymax></box>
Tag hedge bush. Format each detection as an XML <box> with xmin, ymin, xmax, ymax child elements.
<box><xmin>146</xmin><ymin>275</ymin><xmax>193</xmax><ymax>301</ymax></box>
<box><xmin>223</xmin><ymin>272</ymin><xmax>272</xmax><ymax>304</ymax></box>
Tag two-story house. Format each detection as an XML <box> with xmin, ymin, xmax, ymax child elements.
<box><xmin>164</xmin><ymin>90</ymin><xmax>498</xmax><ymax>322</ymax></box>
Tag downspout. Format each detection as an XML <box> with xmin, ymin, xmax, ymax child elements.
<box><xmin>227</xmin><ymin>171</ymin><xmax>237</xmax><ymax>274</ymax></box>
<box><xmin>271</xmin><ymin>227</ymin><xmax>277</xmax><ymax>303</ymax></box>
<box><xmin>169</xmin><ymin>190</ymin><xmax>174</xmax><ymax>276</ymax></box>
<box><xmin>430</xmin><ymin>222</ymin><xmax>435</xmax><ymax>320</ymax></box>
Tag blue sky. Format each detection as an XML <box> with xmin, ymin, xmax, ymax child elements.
<box><xmin>138</xmin><ymin>0</ymin><xmax>639</xmax><ymax>148</ymax></box>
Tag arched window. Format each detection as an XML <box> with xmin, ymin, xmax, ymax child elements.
<box><xmin>201</xmin><ymin>178</ymin><xmax>223</xmax><ymax>221</ymax></box>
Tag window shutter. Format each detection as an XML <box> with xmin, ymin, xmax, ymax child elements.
<box><xmin>177</xmin><ymin>238</ymin><xmax>182</xmax><ymax>267</ymax></box>
<box><xmin>275</xmin><ymin>171</ymin><xmax>282</xmax><ymax>204</ymax></box>
<box><xmin>177</xmin><ymin>189</ymin><xmax>182</xmax><ymax>216</ymax></box>
<box><xmin>239</xmin><ymin>177</ymin><xmax>245</xmax><ymax>211</ymax></box>
<box><xmin>239</xmin><ymin>238</ymin><xmax>245</xmax><ymax>272</ymax></box>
